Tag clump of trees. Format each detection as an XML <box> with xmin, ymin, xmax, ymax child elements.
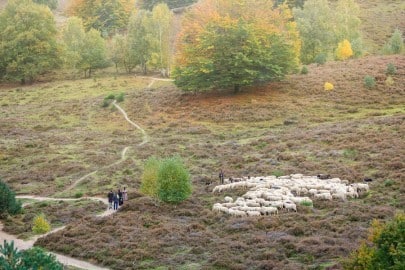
<box><xmin>0</xmin><ymin>179</ymin><xmax>22</xmax><ymax>217</ymax></box>
<box><xmin>382</xmin><ymin>29</ymin><xmax>404</xmax><ymax>55</ymax></box>
<box><xmin>344</xmin><ymin>213</ymin><xmax>405</xmax><ymax>269</ymax></box>
<box><xmin>0</xmin><ymin>240</ymin><xmax>63</xmax><ymax>269</ymax></box>
<box><xmin>173</xmin><ymin>0</ymin><xmax>301</xmax><ymax>93</ymax></box>
<box><xmin>138</xmin><ymin>0</ymin><xmax>197</xmax><ymax>10</ymax></box>
<box><xmin>293</xmin><ymin>0</ymin><xmax>362</xmax><ymax>64</ymax></box>
<box><xmin>141</xmin><ymin>156</ymin><xmax>192</xmax><ymax>203</ymax></box>
<box><xmin>0</xmin><ymin>0</ymin><xmax>61</xmax><ymax>83</ymax></box>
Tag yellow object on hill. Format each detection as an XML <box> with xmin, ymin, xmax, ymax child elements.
<box><xmin>324</xmin><ymin>82</ymin><xmax>334</xmax><ymax>91</ymax></box>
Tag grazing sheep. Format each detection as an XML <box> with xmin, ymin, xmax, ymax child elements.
<box><xmin>283</xmin><ymin>202</ymin><xmax>297</xmax><ymax>212</ymax></box>
<box><xmin>247</xmin><ymin>210</ymin><xmax>261</xmax><ymax>217</ymax></box>
<box><xmin>314</xmin><ymin>193</ymin><xmax>332</xmax><ymax>200</ymax></box>
<box><xmin>224</xmin><ymin>196</ymin><xmax>233</xmax><ymax>203</ymax></box>
<box><xmin>260</xmin><ymin>206</ymin><xmax>278</xmax><ymax>215</ymax></box>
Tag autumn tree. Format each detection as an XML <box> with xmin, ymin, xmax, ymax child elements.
<box><xmin>173</xmin><ymin>0</ymin><xmax>300</xmax><ymax>93</ymax></box>
<box><xmin>109</xmin><ymin>34</ymin><xmax>129</xmax><ymax>72</ymax></box>
<box><xmin>68</xmin><ymin>0</ymin><xmax>135</xmax><ymax>36</ymax></box>
<box><xmin>148</xmin><ymin>3</ymin><xmax>174</xmax><ymax>76</ymax></box>
<box><xmin>335</xmin><ymin>39</ymin><xmax>353</xmax><ymax>60</ymax></box>
<box><xmin>0</xmin><ymin>0</ymin><xmax>60</xmax><ymax>83</ymax></box>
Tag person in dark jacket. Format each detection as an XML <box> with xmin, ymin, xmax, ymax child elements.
<box><xmin>107</xmin><ymin>190</ymin><xmax>114</xmax><ymax>209</ymax></box>
<box><xmin>113</xmin><ymin>192</ymin><xmax>119</xmax><ymax>210</ymax></box>
<box><xmin>219</xmin><ymin>169</ymin><xmax>224</xmax><ymax>184</ymax></box>
<box><xmin>118</xmin><ymin>189</ymin><xmax>123</xmax><ymax>206</ymax></box>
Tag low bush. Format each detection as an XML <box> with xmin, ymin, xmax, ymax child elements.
<box><xmin>32</xmin><ymin>214</ymin><xmax>51</xmax><ymax>234</ymax></box>
<box><xmin>272</xmin><ymin>170</ymin><xmax>284</xmax><ymax>177</ymax></box>
<box><xmin>0</xmin><ymin>179</ymin><xmax>21</xmax><ymax>216</ymax></box>
<box><xmin>314</xmin><ymin>53</ymin><xmax>327</xmax><ymax>65</ymax></box>
<box><xmin>364</xmin><ymin>75</ymin><xmax>376</xmax><ymax>89</ymax></box>
<box><xmin>74</xmin><ymin>192</ymin><xmax>83</xmax><ymax>198</ymax></box>
<box><xmin>382</xmin><ymin>29</ymin><xmax>404</xmax><ymax>55</ymax></box>
<box><xmin>385</xmin><ymin>63</ymin><xmax>397</xmax><ymax>75</ymax></box>
<box><xmin>105</xmin><ymin>93</ymin><xmax>115</xmax><ymax>100</ymax></box>
<box><xmin>324</xmin><ymin>82</ymin><xmax>334</xmax><ymax>91</ymax></box>
<box><xmin>140</xmin><ymin>157</ymin><xmax>160</xmax><ymax>199</ymax></box>
<box><xmin>343</xmin><ymin>213</ymin><xmax>405</xmax><ymax>269</ymax></box>
<box><xmin>300</xmin><ymin>66</ymin><xmax>308</xmax><ymax>75</ymax></box>
<box><xmin>116</xmin><ymin>92</ymin><xmax>125</xmax><ymax>102</ymax></box>
<box><xmin>300</xmin><ymin>201</ymin><xmax>313</xmax><ymax>207</ymax></box>
<box><xmin>385</xmin><ymin>76</ymin><xmax>395</xmax><ymax>87</ymax></box>
<box><xmin>384</xmin><ymin>179</ymin><xmax>394</xmax><ymax>187</ymax></box>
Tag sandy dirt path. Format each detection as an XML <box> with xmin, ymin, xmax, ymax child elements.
<box><xmin>1</xmin><ymin>87</ymin><xmax>152</xmax><ymax>269</ymax></box>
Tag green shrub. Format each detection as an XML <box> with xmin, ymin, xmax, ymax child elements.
<box><xmin>343</xmin><ymin>213</ymin><xmax>405</xmax><ymax>269</ymax></box>
<box><xmin>0</xmin><ymin>179</ymin><xmax>22</xmax><ymax>216</ymax></box>
<box><xmin>300</xmin><ymin>200</ymin><xmax>313</xmax><ymax>207</ymax></box>
<box><xmin>105</xmin><ymin>93</ymin><xmax>115</xmax><ymax>100</ymax></box>
<box><xmin>101</xmin><ymin>99</ymin><xmax>110</xmax><ymax>108</ymax></box>
<box><xmin>300</xmin><ymin>65</ymin><xmax>308</xmax><ymax>74</ymax></box>
<box><xmin>364</xmin><ymin>75</ymin><xmax>376</xmax><ymax>89</ymax></box>
<box><xmin>140</xmin><ymin>157</ymin><xmax>160</xmax><ymax>199</ymax></box>
<box><xmin>384</xmin><ymin>179</ymin><xmax>394</xmax><ymax>187</ymax></box>
<box><xmin>386</xmin><ymin>63</ymin><xmax>397</xmax><ymax>75</ymax></box>
<box><xmin>157</xmin><ymin>156</ymin><xmax>192</xmax><ymax>203</ymax></box>
<box><xmin>382</xmin><ymin>29</ymin><xmax>404</xmax><ymax>55</ymax></box>
<box><xmin>0</xmin><ymin>240</ymin><xmax>63</xmax><ymax>269</ymax></box>
<box><xmin>74</xmin><ymin>192</ymin><xmax>83</xmax><ymax>198</ymax></box>
<box><xmin>314</xmin><ymin>53</ymin><xmax>327</xmax><ymax>65</ymax></box>
<box><xmin>271</xmin><ymin>170</ymin><xmax>284</xmax><ymax>177</ymax></box>
<box><xmin>32</xmin><ymin>214</ymin><xmax>51</xmax><ymax>234</ymax></box>
<box><xmin>116</xmin><ymin>92</ymin><xmax>125</xmax><ymax>102</ymax></box>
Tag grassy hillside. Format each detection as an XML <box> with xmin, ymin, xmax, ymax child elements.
<box><xmin>1</xmin><ymin>55</ymin><xmax>403</xmax><ymax>269</ymax></box>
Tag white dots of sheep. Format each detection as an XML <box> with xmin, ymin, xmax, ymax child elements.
<box><xmin>212</xmin><ymin>174</ymin><xmax>369</xmax><ymax>217</ymax></box>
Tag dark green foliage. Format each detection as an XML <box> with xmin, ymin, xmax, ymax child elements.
<box><xmin>314</xmin><ymin>53</ymin><xmax>327</xmax><ymax>65</ymax></box>
<box><xmin>364</xmin><ymin>75</ymin><xmax>376</xmax><ymax>89</ymax></box>
<box><xmin>0</xmin><ymin>240</ymin><xmax>63</xmax><ymax>270</ymax></box>
<box><xmin>386</xmin><ymin>63</ymin><xmax>397</xmax><ymax>75</ymax></box>
<box><xmin>157</xmin><ymin>156</ymin><xmax>192</xmax><ymax>203</ymax></box>
<box><xmin>140</xmin><ymin>0</ymin><xmax>197</xmax><ymax>10</ymax></box>
<box><xmin>33</xmin><ymin>0</ymin><xmax>58</xmax><ymax>9</ymax></box>
<box><xmin>274</xmin><ymin>0</ymin><xmax>305</xmax><ymax>9</ymax></box>
<box><xmin>0</xmin><ymin>180</ymin><xmax>21</xmax><ymax>216</ymax></box>
<box><xmin>106</xmin><ymin>93</ymin><xmax>116</xmax><ymax>100</ymax></box>
<box><xmin>116</xmin><ymin>92</ymin><xmax>125</xmax><ymax>102</ymax></box>
<box><xmin>0</xmin><ymin>0</ymin><xmax>61</xmax><ymax>83</ymax></box>
<box><xmin>344</xmin><ymin>214</ymin><xmax>405</xmax><ymax>269</ymax></box>
<box><xmin>382</xmin><ymin>29</ymin><xmax>404</xmax><ymax>55</ymax></box>
<box><xmin>301</xmin><ymin>65</ymin><xmax>309</xmax><ymax>74</ymax></box>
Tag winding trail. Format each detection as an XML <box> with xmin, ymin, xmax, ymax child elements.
<box><xmin>0</xmin><ymin>79</ymin><xmax>157</xmax><ymax>269</ymax></box>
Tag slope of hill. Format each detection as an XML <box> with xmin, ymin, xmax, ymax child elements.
<box><xmin>2</xmin><ymin>55</ymin><xmax>403</xmax><ymax>269</ymax></box>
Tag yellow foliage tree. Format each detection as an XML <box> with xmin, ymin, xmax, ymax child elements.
<box><xmin>336</xmin><ymin>39</ymin><xmax>353</xmax><ymax>60</ymax></box>
<box><xmin>32</xmin><ymin>214</ymin><xmax>51</xmax><ymax>234</ymax></box>
<box><xmin>324</xmin><ymin>82</ymin><xmax>334</xmax><ymax>91</ymax></box>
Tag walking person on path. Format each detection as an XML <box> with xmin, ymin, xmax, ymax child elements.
<box><xmin>123</xmin><ymin>187</ymin><xmax>128</xmax><ymax>201</ymax></box>
<box><xmin>107</xmin><ymin>190</ymin><xmax>114</xmax><ymax>209</ymax></box>
<box><xmin>219</xmin><ymin>169</ymin><xmax>224</xmax><ymax>184</ymax></box>
<box><xmin>118</xmin><ymin>189</ymin><xmax>123</xmax><ymax>206</ymax></box>
<box><xmin>113</xmin><ymin>192</ymin><xmax>119</xmax><ymax>210</ymax></box>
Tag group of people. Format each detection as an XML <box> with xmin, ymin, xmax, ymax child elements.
<box><xmin>107</xmin><ymin>187</ymin><xmax>128</xmax><ymax>210</ymax></box>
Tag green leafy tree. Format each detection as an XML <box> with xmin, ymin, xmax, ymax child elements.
<box><xmin>140</xmin><ymin>157</ymin><xmax>160</xmax><ymax>199</ymax></box>
<box><xmin>62</xmin><ymin>16</ymin><xmax>86</xmax><ymax>69</ymax></box>
<box><xmin>173</xmin><ymin>0</ymin><xmax>300</xmax><ymax>93</ymax></box>
<box><xmin>157</xmin><ymin>156</ymin><xmax>192</xmax><ymax>203</ymax></box>
<box><xmin>127</xmin><ymin>10</ymin><xmax>152</xmax><ymax>74</ymax></box>
<box><xmin>139</xmin><ymin>0</ymin><xmax>197</xmax><ymax>10</ymax></box>
<box><xmin>0</xmin><ymin>240</ymin><xmax>63</xmax><ymax>270</ymax></box>
<box><xmin>109</xmin><ymin>33</ymin><xmax>129</xmax><ymax>72</ymax></box>
<box><xmin>0</xmin><ymin>179</ymin><xmax>21</xmax><ymax>216</ymax></box>
<box><xmin>78</xmin><ymin>28</ymin><xmax>109</xmax><ymax>77</ymax></box>
<box><xmin>382</xmin><ymin>29</ymin><xmax>404</xmax><ymax>55</ymax></box>
<box><xmin>148</xmin><ymin>3</ymin><xmax>174</xmax><ymax>76</ymax></box>
<box><xmin>293</xmin><ymin>0</ymin><xmax>334</xmax><ymax>64</ymax></box>
<box><xmin>0</xmin><ymin>0</ymin><xmax>60</xmax><ymax>83</ymax></box>
<box><xmin>344</xmin><ymin>213</ymin><xmax>405</xmax><ymax>269</ymax></box>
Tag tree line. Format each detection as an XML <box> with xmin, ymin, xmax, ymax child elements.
<box><xmin>0</xmin><ymin>0</ymin><xmax>403</xmax><ymax>91</ymax></box>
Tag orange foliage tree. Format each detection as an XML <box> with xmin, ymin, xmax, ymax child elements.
<box><xmin>173</xmin><ymin>0</ymin><xmax>301</xmax><ymax>92</ymax></box>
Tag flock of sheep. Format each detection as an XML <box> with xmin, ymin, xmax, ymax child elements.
<box><xmin>212</xmin><ymin>174</ymin><xmax>369</xmax><ymax>217</ymax></box>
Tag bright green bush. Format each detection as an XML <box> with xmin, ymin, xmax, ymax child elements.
<box><xmin>140</xmin><ymin>157</ymin><xmax>160</xmax><ymax>199</ymax></box>
<box><xmin>386</xmin><ymin>63</ymin><xmax>397</xmax><ymax>75</ymax></box>
<box><xmin>0</xmin><ymin>240</ymin><xmax>63</xmax><ymax>269</ymax></box>
<box><xmin>32</xmin><ymin>214</ymin><xmax>51</xmax><ymax>234</ymax></box>
<box><xmin>0</xmin><ymin>179</ymin><xmax>21</xmax><ymax>216</ymax></box>
<box><xmin>364</xmin><ymin>75</ymin><xmax>376</xmax><ymax>89</ymax></box>
<box><xmin>344</xmin><ymin>213</ymin><xmax>405</xmax><ymax>269</ymax></box>
<box><xmin>157</xmin><ymin>156</ymin><xmax>192</xmax><ymax>203</ymax></box>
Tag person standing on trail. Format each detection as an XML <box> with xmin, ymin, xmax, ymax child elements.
<box><xmin>118</xmin><ymin>189</ymin><xmax>123</xmax><ymax>206</ymax></box>
<box><xmin>219</xmin><ymin>169</ymin><xmax>224</xmax><ymax>184</ymax></box>
<box><xmin>108</xmin><ymin>190</ymin><xmax>114</xmax><ymax>209</ymax></box>
<box><xmin>113</xmin><ymin>192</ymin><xmax>119</xmax><ymax>210</ymax></box>
<box><xmin>123</xmin><ymin>187</ymin><xmax>128</xmax><ymax>201</ymax></box>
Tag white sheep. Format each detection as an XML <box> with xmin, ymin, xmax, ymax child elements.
<box><xmin>283</xmin><ymin>202</ymin><xmax>297</xmax><ymax>212</ymax></box>
<box><xmin>260</xmin><ymin>206</ymin><xmax>278</xmax><ymax>215</ymax></box>
<box><xmin>247</xmin><ymin>210</ymin><xmax>261</xmax><ymax>217</ymax></box>
<box><xmin>224</xmin><ymin>196</ymin><xmax>233</xmax><ymax>203</ymax></box>
<box><xmin>314</xmin><ymin>193</ymin><xmax>332</xmax><ymax>200</ymax></box>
